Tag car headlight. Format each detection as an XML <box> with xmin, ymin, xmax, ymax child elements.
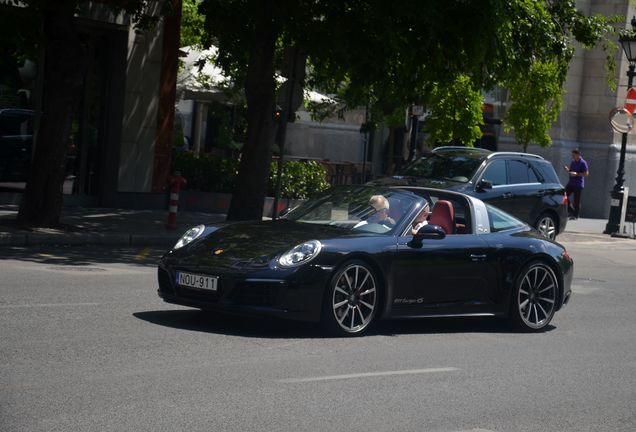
<box><xmin>174</xmin><ymin>224</ymin><xmax>205</xmax><ymax>249</ymax></box>
<box><xmin>278</xmin><ymin>240</ymin><xmax>322</xmax><ymax>267</ymax></box>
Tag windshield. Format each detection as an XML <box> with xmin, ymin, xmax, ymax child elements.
<box><xmin>401</xmin><ymin>153</ymin><xmax>483</xmax><ymax>183</ymax></box>
<box><xmin>283</xmin><ymin>187</ymin><xmax>418</xmax><ymax>235</ymax></box>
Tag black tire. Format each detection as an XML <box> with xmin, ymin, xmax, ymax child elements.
<box><xmin>535</xmin><ymin>212</ymin><xmax>558</xmax><ymax>240</ymax></box>
<box><xmin>510</xmin><ymin>261</ymin><xmax>558</xmax><ymax>332</ymax></box>
<box><xmin>322</xmin><ymin>260</ymin><xmax>380</xmax><ymax>336</ymax></box>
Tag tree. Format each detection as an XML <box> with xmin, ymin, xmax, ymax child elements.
<box><xmin>505</xmin><ymin>61</ymin><xmax>564</xmax><ymax>152</ymax></box>
<box><xmin>198</xmin><ymin>0</ymin><xmax>616</xmax><ymax>220</ymax></box>
<box><xmin>1</xmin><ymin>0</ymin><xmax>172</xmax><ymax>228</ymax></box>
<box><xmin>424</xmin><ymin>75</ymin><xmax>485</xmax><ymax>147</ymax></box>
<box><xmin>180</xmin><ymin>0</ymin><xmax>206</xmax><ymax>48</ymax></box>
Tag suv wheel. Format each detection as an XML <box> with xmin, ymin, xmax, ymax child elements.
<box><xmin>535</xmin><ymin>213</ymin><xmax>557</xmax><ymax>240</ymax></box>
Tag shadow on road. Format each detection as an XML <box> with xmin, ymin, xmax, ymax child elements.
<box><xmin>0</xmin><ymin>246</ymin><xmax>164</xmax><ymax>267</ymax></box>
<box><xmin>134</xmin><ymin>309</ymin><xmax>325</xmax><ymax>338</ymax></box>
<box><xmin>134</xmin><ymin>309</ymin><xmax>555</xmax><ymax>339</ymax></box>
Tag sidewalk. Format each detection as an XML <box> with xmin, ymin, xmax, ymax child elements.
<box><xmin>0</xmin><ymin>205</ymin><xmax>226</xmax><ymax>247</ymax></box>
<box><xmin>564</xmin><ymin>217</ymin><xmax>635</xmax><ymax>239</ymax></box>
<box><xmin>0</xmin><ymin>205</ymin><xmax>633</xmax><ymax>247</ymax></box>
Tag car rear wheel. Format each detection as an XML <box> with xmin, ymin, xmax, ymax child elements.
<box><xmin>511</xmin><ymin>261</ymin><xmax>558</xmax><ymax>332</ymax></box>
<box><xmin>535</xmin><ymin>213</ymin><xmax>557</xmax><ymax>240</ymax></box>
<box><xmin>322</xmin><ymin>260</ymin><xmax>379</xmax><ymax>336</ymax></box>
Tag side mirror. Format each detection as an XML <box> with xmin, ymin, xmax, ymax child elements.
<box><xmin>408</xmin><ymin>224</ymin><xmax>446</xmax><ymax>248</ymax></box>
<box><xmin>477</xmin><ymin>179</ymin><xmax>493</xmax><ymax>191</ymax></box>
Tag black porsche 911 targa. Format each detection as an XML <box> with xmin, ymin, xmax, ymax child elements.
<box><xmin>157</xmin><ymin>186</ymin><xmax>573</xmax><ymax>336</ymax></box>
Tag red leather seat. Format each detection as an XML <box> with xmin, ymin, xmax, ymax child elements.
<box><xmin>429</xmin><ymin>200</ymin><xmax>455</xmax><ymax>234</ymax></box>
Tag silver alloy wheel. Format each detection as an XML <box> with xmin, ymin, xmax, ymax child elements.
<box><xmin>331</xmin><ymin>264</ymin><xmax>377</xmax><ymax>333</ymax></box>
<box><xmin>518</xmin><ymin>263</ymin><xmax>557</xmax><ymax>329</ymax></box>
<box><xmin>536</xmin><ymin>215</ymin><xmax>557</xmax><ymax>240</ymax></box>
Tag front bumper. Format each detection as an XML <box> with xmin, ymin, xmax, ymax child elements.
<box><xmin>156</xmin><ymin>262</ymin><xmax>330</xmax><ymax>322</ymax></box>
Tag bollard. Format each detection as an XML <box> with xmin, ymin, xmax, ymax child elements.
<box><xmin>166</xmin><ymin>171</ymin><xmax>187</xmax><ymax>230</ymax></box>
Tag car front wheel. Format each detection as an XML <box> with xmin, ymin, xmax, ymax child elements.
<box><xmin>511</xmin><ymin>261</ymin><xmax>558</xmax><ymax>332</ymax></box>
<box><xmin>322</xmin><ymin>260</ymin><xmax>379</xmax><ymax>336</ymax></box>
<box><xmin>535</xmin><ymin>212</ymin><xmax>558</xmax><ymax>240</ymax></box>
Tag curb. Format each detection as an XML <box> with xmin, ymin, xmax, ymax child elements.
<box><xmin>0</xmin><ymin>232</ymin><xmax>179</xmax><ymax>247</ymax></box>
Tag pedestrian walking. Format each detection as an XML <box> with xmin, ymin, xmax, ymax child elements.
<box><xmin>563</xmin><ymin>148</ymin><xmax>589</xmax><ymax>219</ymax></box>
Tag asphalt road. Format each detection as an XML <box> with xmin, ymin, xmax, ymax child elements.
<box><xmin>1</xmin><ymin>235</ymin><xmax>635</xmax><ymax>432</ymax></box>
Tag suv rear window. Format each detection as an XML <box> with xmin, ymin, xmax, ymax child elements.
<box><xmin>532</xmin><ymin>160</ymin><xmax>560</xmax><ymax>184</ymax></box>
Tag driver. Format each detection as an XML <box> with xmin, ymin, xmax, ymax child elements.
<box><xmin>354</xmin><ymin>195</ymin><xmax>396</xmax><ymax>230</ymax></box>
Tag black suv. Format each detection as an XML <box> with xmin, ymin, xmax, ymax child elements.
<box><xmin>372</xmin><ymin>146</ymin><xmax>568</xmax><ymax>239</ymax></box>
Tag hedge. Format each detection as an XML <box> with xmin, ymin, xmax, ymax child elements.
<box><xmin>172</xmin><ymin>152</ymin><xmax>329</xmax><ymax>199</ymax></box>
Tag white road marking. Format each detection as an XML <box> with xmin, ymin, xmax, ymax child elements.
<box><xmin>0</xmin><ymin>302</ymin><xmax>101</xmax><ymax>309</ymax></box>
<box><xmin>571</xmin><ymin>284</ymin><xmax>600</xmax><ymax>295</ymax></box>
<box><xmin>454</xmin><ymin>429</ymin><xmax>496</xmax><ymax>432</ymax></box>
<box><xmin>279</xmin><ymin>367</ymin><xmax>459</xmax><ymax>383</ymax></box>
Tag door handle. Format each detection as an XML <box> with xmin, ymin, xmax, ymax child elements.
<box><xmin>470</xmin><ymin>254</ymin><xmax>487</xmax><ymax>261</ymax></box>
<box><xmin>502</xmin><ymin>192</ymin><xmax>513</xmax><ymax>199</ymax></box>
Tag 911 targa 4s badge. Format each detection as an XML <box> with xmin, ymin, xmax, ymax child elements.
<box><xmin>157</xmin><ymin>185</ymin><xmax>573</xmax><ymax>336</ymax></box>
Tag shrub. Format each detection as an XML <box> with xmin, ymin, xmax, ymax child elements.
<box><xmin>172</xmin><ymin>153</ymin><xmax>329</xmax><ymax>199</ymax></box>
<box><xmin>268</xmin><ymin>160</ymin><xmax>330</xmax><ymax>199</ymax></box>
<box><xmin>172</xmin><ymin>152</ymin><xmax>238</xmax><ymax>193</ymax></box>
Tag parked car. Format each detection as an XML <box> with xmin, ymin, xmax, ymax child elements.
<box><xmin>0</xmin><ymin>108</ymin><xmax>33</xmax><ymax>182</ymax></box>
<box><xmin>157</xmin><ymin>185</ymin><xmax>573</xmax><ymax>336</ymax></box>
<box><xmin>371</xmin><ymin>146</ymin><xmax>568</xmax><ymax>240</ymax></box>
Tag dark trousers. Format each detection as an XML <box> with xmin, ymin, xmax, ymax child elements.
<box><xmin>565</xmin><ymin>185</ymin><xmax>583</xmax><ymax>218</ymax></box>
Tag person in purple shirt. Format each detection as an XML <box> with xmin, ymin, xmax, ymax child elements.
<box><xmin>563</xmin><ymin>149</ymin><xmax>589</xmax><ymax>219</ymax></box>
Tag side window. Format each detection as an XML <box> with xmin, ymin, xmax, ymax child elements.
<box><xmin>527</xmin><ymin>164</ymin><xmax>540</xmax><ymax>183</ymax></box>
<box><xmin>486</xmin><ymin>204</ymin><xmax>526</xmax><ymax>232</ymax></box>
<box><xmin>507</xmin><ymin>160</ymin><xmax>533</xmax><ymax>184</ymax></box>
<box><xmin>534</xmin><ymin>161</ymin><xmax>559</xmax><ymax>184</ymax></box>
<box><xmin>482</xmin><ymin>159</ymin><xmax>507</xmax><ymax>186</ymax></box>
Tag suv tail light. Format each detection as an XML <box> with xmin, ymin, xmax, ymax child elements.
<box><xmin>561</xmin><ymin>192</ymin><xmax>568</xmax><ymax>205</ymax></box>
<box><xmin>562</xmin><ymin>249</ymin><xmax>572</xmax><ymax>262</ymax></box>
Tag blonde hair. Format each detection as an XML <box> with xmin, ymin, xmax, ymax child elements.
<box><xmin>369</xmin><ymin>195</ymin><xmax>389</xmax><ymax>211</ymax></box>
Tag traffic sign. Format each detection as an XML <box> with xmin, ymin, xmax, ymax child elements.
<box><xmin>625</xmin><ymin>87</ymin><xmax>636</xmax><ymax>114</ymax></box>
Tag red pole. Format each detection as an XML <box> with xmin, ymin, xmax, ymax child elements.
<box><xmin>166</xmin><ymin>171</ymin><xmax>187</xmax><ymax>230</ymax></box>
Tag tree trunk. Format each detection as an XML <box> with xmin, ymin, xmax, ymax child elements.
<box><xmin>226</xmin><ymin>0</ymin><xmax>277</xmax><ymax>221</ymax></box>
<box><xmin>17</xmin><ymin>2</ymin><xmax>88</xmax><ymax>227</ymax></box>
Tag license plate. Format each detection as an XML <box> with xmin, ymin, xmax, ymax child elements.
<box><xmin>175</xmin><ymin>271</ymin><xmax>218</xmax><ymax>291</ymax></box>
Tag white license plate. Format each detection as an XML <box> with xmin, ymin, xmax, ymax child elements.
<box><xmin>175</xmin><ymin>271</ymin><xmax>218</xmax><ymax>291</ymax></box>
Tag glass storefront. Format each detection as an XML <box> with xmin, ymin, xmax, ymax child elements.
<box><xmin>0</xmin><ymin>46</ymin><xmax>37</xmax><ymax>187</ymax></box>
<box><xmin>1</xmin><ymin>26</ymin><xmax>117</xmax><ymax>198</ymax></box>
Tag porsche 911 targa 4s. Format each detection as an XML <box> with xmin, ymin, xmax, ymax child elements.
<box><xmin>157</xmin><ymin>186</ymin><xmax>573</xmax><ymax>336</ymax></box>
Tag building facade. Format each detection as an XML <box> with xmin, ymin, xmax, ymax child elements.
<box><xmin>0</xmin><ymin>1</ymin><xmax>177</xmax><ymax>208</ymax></box>
<box><xmin>498</xmin><ymin>0</ymin><xmax>636</xmax><ymax>219</ymax></box>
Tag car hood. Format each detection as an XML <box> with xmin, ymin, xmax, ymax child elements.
<box><xmin>368</xmin><ymin>175</ymin><xmax>465</xmax><ymax>190</ymax></box>
<box><xmin>171</xmin><ymin>220</ymin><xmax>367</xmax><ymax>270</ymax></box>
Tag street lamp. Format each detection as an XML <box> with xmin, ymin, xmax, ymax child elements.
<box><xmin>605</xmin><ymin>16</ymin><xmax>636</xmax><ymax>234</ymax></box>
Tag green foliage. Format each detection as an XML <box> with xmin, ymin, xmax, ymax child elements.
<box><xmin>173</xmin><ymin>153</ymin><xmax>328</xmax><ymax>198</ymax></box>
<box><xmin>504</xmin><ymin>61</ymin><xmax>564</xmax><ymax>151</ymax></box>
<box><xmin>172</xmin><ymin>152</ymin><xmax>239</xmax><ymax>192</ymax></box>
<box><xmin>424</xmin><ymin>75</ymin><xmax>484</xmax><ymax>146</ymax></box>
<box><xmin>268</xmin><ymin>160</ymin><xmax>329</xmax><ymax>199</ymax></box>
<box><xmin>206</xmin><ymin>102</ymin><xmax>246</xmax><ymax>150</ymax></box>
<box><xmin>300</xmin><ymin>1</ymin><xmax>619</xmax><ymax>150</ymax></box>
<box><xmin>195</xmin><ymin>0</ymin><xmax>621</xmax><ymax>218</ymax></box>
<box><xmin>180</xmin><ymin>0</ymin><xmax>206</xmax><ymax>48</ymax></box>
